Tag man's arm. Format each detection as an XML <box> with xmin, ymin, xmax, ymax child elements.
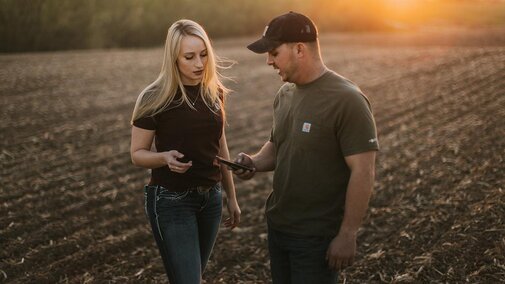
<box><xmin>233</xmin><ymin>140</ymin><xmax>276</xmax><ymax>180</ymax></box>
<box><xmin>251</xmin><ymin>141</ymin><xmax>276</xmax><ymax>172</ymax></box>
<box><xmin>326</xmin><ymin>151</ymin><xmax>376</xmax><ymax>270</ymax></box>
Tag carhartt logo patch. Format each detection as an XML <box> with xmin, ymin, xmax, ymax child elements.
<box><xmin>302</xmin><ymin>122</ymin><xmax>311</xmax><ymax>133</ymax></box>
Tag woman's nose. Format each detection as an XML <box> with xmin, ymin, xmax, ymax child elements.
<box><xmin>195</xmin><ymin>56</ymin><xmax>204</xmax><ymax>68</ymax></box>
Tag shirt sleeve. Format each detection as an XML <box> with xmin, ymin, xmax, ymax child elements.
<box><xmin>133</xmin><ymin>115</ymin><xmax>156</xmax><ymax>130</ymax></box>
<box><xmin>337</xmin><ymin>92</ymin><xmax>379</xmax><ymax>156</ymax></box>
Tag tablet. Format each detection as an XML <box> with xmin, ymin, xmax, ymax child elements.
<box><xmin>216</xmin><ymin>156</ymin><xmax>254</xmax><ymax>171</ymax></box>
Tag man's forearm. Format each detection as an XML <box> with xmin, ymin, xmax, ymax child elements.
<box><xmin>251</xmin><ymin>141</ymin><xmax>276</xmax><ymax>172</ymax></box>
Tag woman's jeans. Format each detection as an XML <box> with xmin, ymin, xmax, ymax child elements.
<box><xmin>268</xmin><ymin>225</ymin><xmax>338</xmax><ymax>284</ymax></box>
<box><xmin>144</xmin><ymin>184</ymin><xmax>222</xmax><ymax>284</ymax></box>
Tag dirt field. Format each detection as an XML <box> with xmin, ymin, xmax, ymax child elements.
<box><xmin>1</xmin><ymin>28</ymin><xmax>504</xmax><ymax>283</ymax></box>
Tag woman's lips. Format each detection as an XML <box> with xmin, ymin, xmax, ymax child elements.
<box><xmin>193</xmin><ymin>70</ymin><xmax>203</xmax><ymax>75</ymax></box>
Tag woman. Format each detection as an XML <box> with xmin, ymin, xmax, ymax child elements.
<box><xmin>130</xmin><ymin>19</ymin><xmax>240</xmax><ymax>283</ymax></box>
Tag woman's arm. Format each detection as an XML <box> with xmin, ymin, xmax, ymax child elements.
<box><xmin>130</xmin><ymin>126</ymin><xmax>192</xmax><ymax>173</ymax></box>
<box><xmin>218</xmin><ymin>129</ymin><xmax>241</xmax><ymax>229</ymax></box>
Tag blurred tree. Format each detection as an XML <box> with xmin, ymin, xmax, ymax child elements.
<box><xmin>0</xmin><ymin>0</ymin><xmax>44</xmax><ymax>51</ymax></box>
<box><xmin>1</xmin><ymin>0</ymin><xmax>504</xmax><ymax>52</ymax></box>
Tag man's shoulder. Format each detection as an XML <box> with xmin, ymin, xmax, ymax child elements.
<box><xmin>318</xmin><ymin>72</ymin><xmax>362</xmax><ymax>98</ymax></box>
<box><xmin>316</xmin><ymin>71</ymin><xmax>373</xmax><ymax>109</ymax></box>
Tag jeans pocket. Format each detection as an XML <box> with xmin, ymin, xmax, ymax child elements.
<box><xmin>212</xmin><ymin>183</ymin><xmax>222</xmax><ymax>193</ymax></box>
<box><xmin>157</xmin><ymin>188</ymin><xmax>190</xmax><ymax>201</ymax></box>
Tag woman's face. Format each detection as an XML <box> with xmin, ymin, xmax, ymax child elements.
<box><xmin>177</xmin><ymin>35</ymin><xmax>208</xmax><ymax>85</ymax></box>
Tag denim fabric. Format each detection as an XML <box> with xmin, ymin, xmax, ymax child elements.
<box><xmin>144</xmin><ymin>184</ymin><xmax>222</xmax><ymax>284</ymax></box>
<box><xmin>268</xmin><ymin>225</ymin><xmax>338</xmax><ymax>284</ymax></box>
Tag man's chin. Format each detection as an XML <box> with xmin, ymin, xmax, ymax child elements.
<box><xmin>280</xmin><ymin>75</ymin><xmax>291</xmax><ymax>82</ymax></box>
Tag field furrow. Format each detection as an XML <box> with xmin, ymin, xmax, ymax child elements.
<box><xmin>2</xmin><ymin>30</ymin><xmax>504</xmax><ymax>283</ymax></box>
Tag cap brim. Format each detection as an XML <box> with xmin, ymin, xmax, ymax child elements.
<box><xmin>247</xmin><ymin>37</ymin><xmax>281</xmax><ymax>54</ymax></box>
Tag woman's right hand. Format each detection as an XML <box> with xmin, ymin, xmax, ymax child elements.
<box><xmin>163</xmin><ymin>150</ymin><xmax>192</xmax><ymax>173</ymax></box>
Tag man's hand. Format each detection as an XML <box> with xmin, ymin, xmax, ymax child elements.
<box><xmin>326</xmin><ymin>231</ymin><xmax>357</xmax><ymax>271</ymax></box>
<box><xmin>232</xmin><ymin>153</ymin><xmax>256</xmax><ymax>180</ymax></box>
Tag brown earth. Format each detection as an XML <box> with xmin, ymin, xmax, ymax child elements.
<box><xmin>1</xmin><ymin>28</ymin><xmax>504</xmax><ymax>283</ymax></box>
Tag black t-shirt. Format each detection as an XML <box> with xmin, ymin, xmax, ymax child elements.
<box><xmin>133</xmin><ymin>85</ymin><xmax>223</xmax><ymax>189</ymax></box>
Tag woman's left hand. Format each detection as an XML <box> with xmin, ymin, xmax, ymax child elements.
<box><xmin>224</xmin><ymin>198</ymin><xmax>241</xmax><ymax>229</ymax></box>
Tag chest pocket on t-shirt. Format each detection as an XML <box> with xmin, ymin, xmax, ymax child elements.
<box><xmin>291</xmin><ymin>118</ymin><xmax>333</xmax><ymax>149</ymax></box>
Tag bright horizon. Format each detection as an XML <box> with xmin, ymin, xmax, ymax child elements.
<box><xmin>322</xmin><ymin>0</ymin><xmax>505</xmax><ymax>28</ymax></box>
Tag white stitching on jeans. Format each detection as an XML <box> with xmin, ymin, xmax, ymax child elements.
<box><xmin>158</xmin><ymin>189</ymin><xmax>189</xmax><ymax>200</ymax></box>
<box><xmin>144</xmin><ymin>187</ymin><xmax>148</xmax><ymax>217</ymax></box>
<box><xmin>154</xmin><ymin>186</ymin><xmax>163</xmax><ymax>241</ymax></box>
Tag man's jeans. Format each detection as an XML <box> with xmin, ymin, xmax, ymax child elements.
<box><xmin>268</xmin><ymin>225</ymin><xmax>338</xmax><ymax>284</ymax></box>
<box><xmin>144</xmin><ymin>184</ymin><xmax>222</xmax><ymax>284</ymax></box>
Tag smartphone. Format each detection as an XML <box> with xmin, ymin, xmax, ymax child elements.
<box><xmin>216</xmin><ymin>156</ymin><xmax>254</xmax><ymax>171</ymax></box>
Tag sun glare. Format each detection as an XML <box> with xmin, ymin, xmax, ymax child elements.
<box><xmin>385</xmin><ymin>0</ymin><xmax>420</xmax><ymax>9</ymax></box>
<box><xmin>381</xmin><ymin>0</ymin><xmax>435</xmax><ymax>26</ymax></box>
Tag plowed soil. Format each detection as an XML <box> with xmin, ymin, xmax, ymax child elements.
<box><xmin>1</xmin><ymin>28</ymin><xmax>504</xmax><ymax>283</ymax></box>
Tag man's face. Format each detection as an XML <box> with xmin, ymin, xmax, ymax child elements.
<box><xmin>266</xmin><ymin>43</ymin><xmax>298</xmax><ymax>83</ymax></box>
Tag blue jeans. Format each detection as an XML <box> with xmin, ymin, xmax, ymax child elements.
<box><xmin>144</xmin><ymin>184</ymin><xmax>222</xmax><ymax>284</ymax></box>
<box><xmin>268</xmin><ymin>225</ymin><xmax>338</xmax><ymax>284</ymax></box>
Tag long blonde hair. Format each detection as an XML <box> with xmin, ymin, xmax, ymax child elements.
<box><xmin>131</xmin><ymin>19</ymin><xmax>231</xmax><ymax>124</ymax></box>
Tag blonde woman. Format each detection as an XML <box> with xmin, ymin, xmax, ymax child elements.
<box><xmin>130</xmin><ymin>19</ymin><xmax>240</xmax><ymax>283</ymax></box>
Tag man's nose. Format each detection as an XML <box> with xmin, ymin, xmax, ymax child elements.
<box><xmin>266</xmin><ymin>54</ymin><xmax>274</xmax><ymax>65</ymax></box>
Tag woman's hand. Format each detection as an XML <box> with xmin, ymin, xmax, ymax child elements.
<box><xmin>224</xmin><ymin>198</ymin><xmax>241</xmax><ymax>230</ymax></box>
<box><xmin>162</xmin><ymin>150</ymin><xmax>192</xmax><ymax>173</ymax></box>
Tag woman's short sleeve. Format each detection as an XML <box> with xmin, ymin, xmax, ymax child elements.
<box><xmin>133</xmin><ymin>116</ymin><xmax>156</xmax><ymax>130</ymax></box>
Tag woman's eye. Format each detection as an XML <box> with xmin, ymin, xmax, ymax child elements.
<box><xmin>185</xmin><ymin>56</ymin><xmax>193</xmax><ymax>60</ymax></box>
<box><xmin>201</xmin><ymin>53</ymin><xmax>208</xmax><ymax>57</ymax></box>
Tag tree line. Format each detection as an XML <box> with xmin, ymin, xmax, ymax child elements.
<box><xmin>1</xmin><ymin>0</ymin><xmax>502</xmax><ymax>52</ymax></box>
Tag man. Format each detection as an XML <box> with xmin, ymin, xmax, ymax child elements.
<box><xmin>233</xmin><ymin>12</ymin><xmax>379</xmax><ymax>283</ymax></box>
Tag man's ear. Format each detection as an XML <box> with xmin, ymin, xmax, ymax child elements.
<box><xmin>295</xmin><ymin>42</ymin><xmax>305</xmax><ymax>57</ymax></box>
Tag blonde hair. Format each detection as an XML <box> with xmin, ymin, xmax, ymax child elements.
<box><xmin>131</xmin><ymin>19</ymin><xmax>231</xmax><ymax>124</ymax></box>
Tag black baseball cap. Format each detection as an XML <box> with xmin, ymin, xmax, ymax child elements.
<box><xmin>247</xmin><ymin>11</ymin><xmax>318</xmax><ymax>54</ymax></box>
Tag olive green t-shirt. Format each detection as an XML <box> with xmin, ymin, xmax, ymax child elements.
<box><xmin>267</xmin><ymin>70</ymin><xmax>379</xmax><ymax>237</ymax></box>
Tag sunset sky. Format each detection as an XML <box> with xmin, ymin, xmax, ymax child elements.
<box><xmin>364</xmin><ymin>0</ymin><xmax>505</xmax><ymax>27</ymax></box>
<box><xmin>2</xmin><ymin>0</ymin><xmax>505</xmax><ymax>52</ymax></box>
